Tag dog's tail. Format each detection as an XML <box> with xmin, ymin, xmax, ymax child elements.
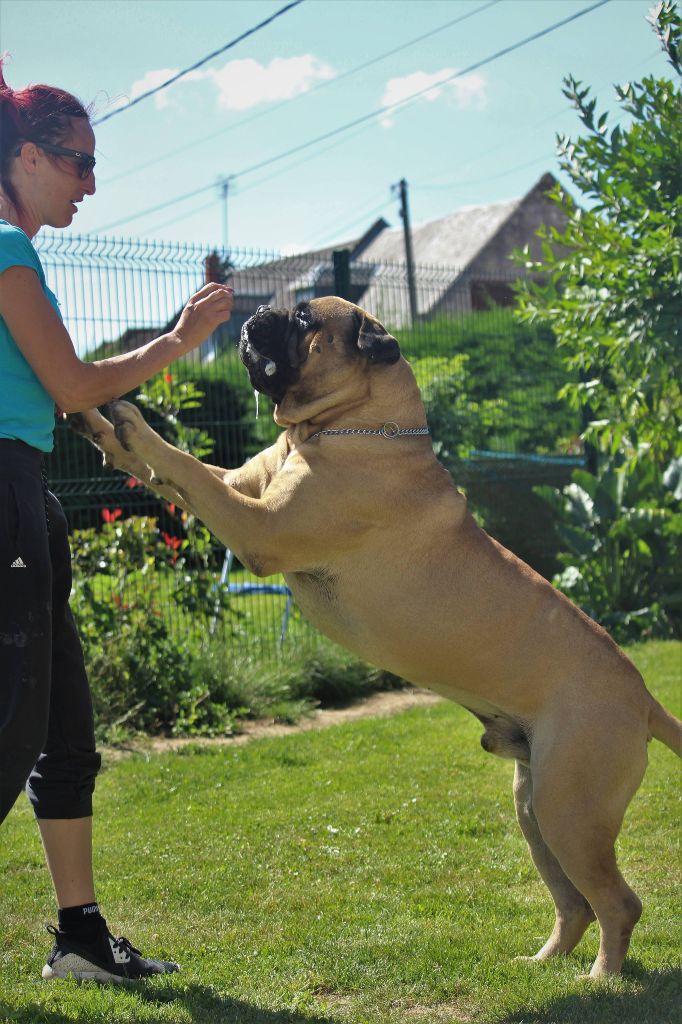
<box><xmin>648</xmin><ymin>698</ymin><xmax>682</xmax><ymax>757</ymax></box>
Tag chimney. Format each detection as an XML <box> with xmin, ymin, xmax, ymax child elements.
<box><xmin>204</xmin><ymin>250</ymin><xmax>223</xmax><ymax>284</ymax></box>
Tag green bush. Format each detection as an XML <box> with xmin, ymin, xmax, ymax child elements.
<box><xmin>397</xmin><ymin>309</ymin><xmax>579</xmax><ymax>456</ymax></box>
<box><xmin>535</xmin><ymin>455</ymin><xmax>682</xmax><ymax>642</ymax></box>
<box><xmin>411</xmin><ymin>354</ymin><xmax>507</xmax><ymax>466</ymax></box>
<box><xmin>70</xmin><ymin>512</ymin><xmax>234</xmax><ymax>739</ymax></box>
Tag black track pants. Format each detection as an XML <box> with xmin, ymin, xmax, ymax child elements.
<box><xmin>0</xmin><ymin>439</ymin><xmax>101</xmax><ymax>824</ymax></box>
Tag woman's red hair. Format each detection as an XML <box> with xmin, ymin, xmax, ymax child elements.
<box><xmin>0</xmin><ymin>56</ymin><xmax>92</xmax><ymax>218</ymax></box>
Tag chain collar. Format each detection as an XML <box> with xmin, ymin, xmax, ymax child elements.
<box><xmin>307</xmin><ymin>422</ymin><xmax>430</xmax><ymax>441</ymax></box>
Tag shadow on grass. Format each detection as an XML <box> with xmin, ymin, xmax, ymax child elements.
<box><xmin>3</xmin><ymin>965</ymin><xmax>680</xmax><ymax>1024</ymax></box>
<box><xmin>0</xmin><ymin>982</ymin><xmax>339</xmax><ymax>1024</ymax></box>
<box><xmin>500</xmin><ymin>962</ymin><xmax>682</xmax><ymax>1024</ymax></box>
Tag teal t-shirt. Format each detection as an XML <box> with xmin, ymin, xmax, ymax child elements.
<box><xmin>0</xmin><ymin>219</ymin><xmax>61</xmax><ymax>452</ymax></box>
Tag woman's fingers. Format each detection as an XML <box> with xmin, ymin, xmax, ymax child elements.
<box><xmin>194</xmin><ymin>282</ymin><xmax>234</xmax><ymax>300</ymax></box>
<box><xmin>174</xmin><ymin>284</ymin><xmax>235</xmax><ymax>348</ymax></box>
<box><xmin>198</xmin><ymin>288</ymin><xmax>234</xmax><ymax>318</ymax></box>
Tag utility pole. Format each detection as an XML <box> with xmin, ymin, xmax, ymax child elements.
<box><xmin>392</xmin><ymin>178</ymin><xmax>418</xmax><ymax>326</ymax></box>
<box><xmin>217</xmin><ymin>175</ymin><xmax>233</xmax><ymax>251</ymax></box>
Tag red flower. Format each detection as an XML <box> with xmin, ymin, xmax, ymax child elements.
<box><xmin>164</xmin><ymin>373</ymin><xmax>173</xmax><ymax>383</ymax></box>
<box><xmin>162</xmin><ymin>532</ymin><xmax>182</xmax><ymax>551</ymax></box>
<box><xmin>125</xmin><ymin>476</ymin><xmax>142</xmax><ymax>489</ymax></box>
<box><xmin>166</xmin><ymin>503</ymin><xmax>176</xmax><ymax>515</ymax></box>
<box><xmin>102</xmin><ymin>508</ymin><xmax>123</xmax><ymax>523</ymax></box>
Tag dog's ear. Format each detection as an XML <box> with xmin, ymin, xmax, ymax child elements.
<box><xmin>355</xmin><ymin>311</ymin><xmax>400</xmax><ymax>364</ymax></box>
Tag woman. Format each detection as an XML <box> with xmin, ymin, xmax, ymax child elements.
<box><xmin>0</xmin><ymin>61</ymin><xmax>233</xmax><ymax>982</ymax></box>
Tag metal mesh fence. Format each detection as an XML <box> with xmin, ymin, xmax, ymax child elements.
<box><xmin>36</xmin><ymin>232</ymin><xmax>582</xmax><ymax>654</ymax></box>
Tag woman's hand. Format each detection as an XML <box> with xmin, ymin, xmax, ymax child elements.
<box><xmin>173</xmin><ymin>283</ymin><xmax>234</xmax><ymax>351</ymax></box>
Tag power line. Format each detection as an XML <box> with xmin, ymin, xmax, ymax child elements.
<box><xmin>232</xmin><ymin>0</ymin><xmax>611</xmax><ymax>182</ymax></box>
<box><xmin>145</xmin><ymin>198</ymin><xmax>220</xmax><ymax>238</ymax></box>
<box><xmin>94</xmin><ymin>182</ymin><xmax>217</xmax><ymax>233</ymax></box>
<box><xmin>415</xmin><ymin>152</ymin><xmax>556</xmax><ymax>191</ymax></box>
<box><xmin>95</xmin><ymin>117</ymin><xmax>382</xmax><ymax>239</ymax></box>
<box><xmin>146</xmin><ymin>132</ymin><xmax>390</xmax><ymax>244</ymax></box>
<box><xmin>89</xmin><ymin>0</ymin><xmax>610</xmax><ymax>235</ymax></box>
<box><xmin>93</xmin><ymin>0</ymin><xmax>305</xmax><ymax>127</ymax></box>
<box><xmin>98</xmin><ymin>0</ymin><xmax>500</xmax><ymax>187</ymax></box>
<box><xmin>305</xmin><ymin>194</ymin><xmax>395</xmax><ymax>250</ymax></box>
<box><xmin>412</xmin><ymin>44</ymin><xmax>663</xmax><ymax>192</ymax></box>
<box><xmin>237</xmin><ymin>118</ymin><xmax>383</xmax><ymax>197</ymax></box>
<box><xmin>415</xmin><ymin>108</ymin><xmax>572</xmax><ymax>190</ymax></box>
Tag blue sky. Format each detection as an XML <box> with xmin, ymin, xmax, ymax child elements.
<box><xmin>0</xmin><ymin>0</ymin><xmax>670</xmax><ymax>254</ymax></box>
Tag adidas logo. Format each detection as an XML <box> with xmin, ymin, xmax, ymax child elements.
<box><xmin>11</xmin><ymin>556</ymin><xmax>26</xmax><ymax>568</ymax></box>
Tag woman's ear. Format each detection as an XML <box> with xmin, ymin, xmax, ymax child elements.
<box><xmin>15</xmin><ymin>140</ymin><xmax>39</xmax><ymax>175</ymax></box>
<box><xmin>355</xmin><ymin>312</ymin><xmax>400</xmax><ymax>364</ymax></box>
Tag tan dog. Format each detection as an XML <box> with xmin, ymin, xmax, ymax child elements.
<box><xmin>72</xmin><ymin>297</ymin><xmax>681</xmax><ymax>979</ymax></box>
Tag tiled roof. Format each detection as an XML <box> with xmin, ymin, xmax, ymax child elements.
<box><xmin>360</xmin><ymin>197</ymin><xmax>521</xmax><ymax>268</ymax></box>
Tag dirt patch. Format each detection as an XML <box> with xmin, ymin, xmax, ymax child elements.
<box><xmin>319</xmin><ymin>991</ymin><xmax>477</xmax><ymax>1022</ymax></box>
<box><xmin>398</xmin><ymin>1003</ymin><xmax>477</xmax><ymax>1022</ymax></box>
<box><xmin>114</xmin><ymin>688</ymin><xmax>443</xmax><ymax>758</ymax></box>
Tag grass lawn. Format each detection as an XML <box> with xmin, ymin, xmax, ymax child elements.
<box><xmin>0</xmin><ymin>641</ymin><xmax>679</xmax><ymax>1024</ymax></box>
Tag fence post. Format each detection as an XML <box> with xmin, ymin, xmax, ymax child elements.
<box><xmin>332</xmin><ymin>248</ymin><xmax>351</xmax><ymax>300</ymax></box>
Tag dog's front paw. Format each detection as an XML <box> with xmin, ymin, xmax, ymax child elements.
<box><xmin>68</xmin><ymin>408</ymin><xmax>108</xmax><ymax>446</ymax></box>
<box><xmin>68</xmin><ymin>407</ymin><xmax>134</xmax><ymax>473</ymax></box>
<box><xmin>109</xmin><ymin>400</ymin><xmax>158</xmax><ymax>459</ymax></box>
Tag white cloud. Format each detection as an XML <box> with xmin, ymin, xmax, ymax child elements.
<box><xmin>129</xmin><ymin>68</ymin><xmax>182</xmax><ymax>111</ymax></box>
<box><xmin>121</xmin><ymin>55</ymin><xmax>335</xmax><ymax>116</ymax></box>
<box><xmin>450</xmin><ymin>72</ymin><xmax>488</xmax><ymax>109</ymax></box>
<box><xmin>380</xmin><ymin>68</ymin><xmax>487</xmax><ymax>127</ymax></box>
<box><xmin>207</xmin><ymin>55</ymin><xmax>335</xmax><ymax>111</ymax></box>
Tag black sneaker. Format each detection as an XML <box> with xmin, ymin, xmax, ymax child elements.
<box><xmin>42</xmin><ymin>919</ymin><xmax>180</xmax><ymax>983</ymax></box>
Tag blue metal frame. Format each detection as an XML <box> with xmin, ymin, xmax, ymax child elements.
<box><xmin>214</xmin><ymin>549</ymin><xmax>293</xmax><ymax>646</ymax></box>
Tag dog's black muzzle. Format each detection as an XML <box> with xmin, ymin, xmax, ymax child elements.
<box><xmin>239</xmin><ymin>305</ymin><xmax>304</xmax><ymax>404</ymax></box>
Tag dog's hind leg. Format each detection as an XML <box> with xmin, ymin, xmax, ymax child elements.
<box><xmin>529</xmin><ymin>707</ymin><xmax>648</xmax><ymax>977</ymax></box>
<box><xmin>513</xmin><ymin>761</ymin><xmax>596</xmax><ymax>961</ymax></box>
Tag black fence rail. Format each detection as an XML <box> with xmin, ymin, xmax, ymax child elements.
<box><xmin>36</xmin><ymin>232</ymin><xmax>582</xmax><ymax>654</ymax></box>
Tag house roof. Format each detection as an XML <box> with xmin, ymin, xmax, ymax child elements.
<box><xmin>357</xmin><ymin>196</ymin><xmax>522</xmax><ymax>323</ymax></box>
<box><xmin>357</xmin><ymin>173</ymin><xmax>560</xmax><ymax>324</ymax></box>
<box><xmin>359</xmin><ymin>197</ymin><xmax>521</xmax><ymax>268</ymax></box>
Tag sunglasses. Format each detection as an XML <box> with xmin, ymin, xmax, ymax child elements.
<box><xmin>14</xmin><ymin>141</ymin><xmax>96</xmax><ymax>180</ymax></box>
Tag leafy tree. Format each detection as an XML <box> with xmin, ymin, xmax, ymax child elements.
<box><xmin>515</xmin><ymin>0</ymin><xmax>682</xmax><ymax>470</ymax></box>
<box><xmin>514</xmin><ymin>2</ymin><xmax>682</xmax><ymax>640</ymax></box>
